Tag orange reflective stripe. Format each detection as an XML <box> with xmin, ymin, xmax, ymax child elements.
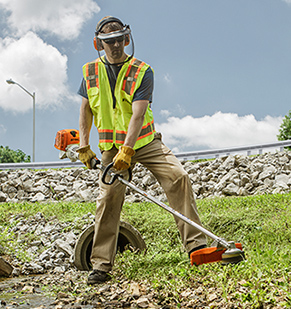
<box><xmin>137</xmin><ymin>131</ymin><xmax>154</xmax><ymax>141</ymax></box>
<box><xmin>115</xmin><ymin>129</ymin><xmax>127</xmax><ymax>134</ymax></box>
<box><xmin>122</xmin><ymin>58</ymin><xmax>146</xmax><ymax>95</ymax></box>
<box><xmin>136</xmin><ymin>120</ymin><xmax>154</xmax><ymax>140</ymax></box>
<box><xmin>122</xmin><ymin>58</ymin><xmax>135</xmax><ymax>93</ymax></box>
<box><xmin>86</xmin><ymin>64</ymin><xmax>90</xmax><ymax>90</ymax></box>
<box><xmin>114</xmin><ymin>121</ymin><xmax>155</xmax><ymax>143</ymax></box>
<box><xmin>130</xmin><ymin>61</ymin><xmax>145</xmax><ymax>95</ymax></box>
<box><xmin>98</xmin><ymin>129</ymin><xmax>113</xmax><ymax>133</ymax></box>
<box><xmin>85</xmin><ymin>61</ymin><xmax>100</xmax><ymax>90</ymax></box>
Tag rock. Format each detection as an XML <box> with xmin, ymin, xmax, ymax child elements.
<box><xmin>258</xmin><ymin>165</ymin><xmax>276</xmax><ymax>181</ymax></box>
<box><xmin>22</xmin><ymin>285</ymin><xmax>35</xmax><ymax>293</ymax></box>
<box><xmin>54</xmin><ymin>266</ymin><xmax>66</xmax><ymax>273</ymax></box>
<box><xmin>222</xmin><ymin>183</ymin><xmax>240</xmax><ymax>196</ymax></box>
<box><xmin>0</xmin><ymin>151</ymin><xmax>291</xmax><ymax>203</ymax></box>
<box><xmin>22</xmin><ymin>262</ymin><xmax>44</xmax><ymax>274</ymax></box>
<box><xmin>0</xmin><ymin>257</ymin><xmax>13</xmax><ymax>277</ymax></box>
<box><xmin>136</xmin><ymin>296</ymin><xmax>149</xmax><ymax>308</ymax></box>
<box><xmin>129</xmin><ymin>282</ymin><xmax>141</xmax><ymax>298</ymax></box>
<box><xmin>0</xmin><ymin>191</ymin><xmax>6</xmax><ymax>202</ymax></box>
<box><xmin>12</xmin><ymin>268</ymin><xmax>21</xmax><ymax>276</ymax></box>
<box><xmin>54</xmin><ymin>239</ymin><xmax>74</xmax><ymax>257</ymax></box>
<box><xmin>31</xmin><ymin>192</ymin><xmax>46</xmax><ymax>202</ymax></box>
<box><xmin>275</xmin><ymin>174</ymin><xmax>290</xmax><ymax>189</ymax></box>
<box><xmin>220</xmin><ymin>155</ymin><xmax>236</xmax><ymax>171</ymax></box>
<box><xmin>54</xmin><ymin>185</ymin><xmax>68</xmax><ymax>193</ymax></box>
<box><xmin>142</xmin><ymin>174</ymin><xmax>156</xmax><ymax>187</ymax></box>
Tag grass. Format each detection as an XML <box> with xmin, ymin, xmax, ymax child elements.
<box><xmin>118</xmin><ymin>194</ymin><xmax>291</xmax><ymax>307</ymax></box>
<box><xmin>0</xmin><ymin>193</ymin><xmax>291</xmax><ymax>307</ymax></box>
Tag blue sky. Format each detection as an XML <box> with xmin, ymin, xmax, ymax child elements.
<box><xmin>0</xmin><ymin>0</ymin><xmax>290</xmax><ymax>162</ymax></box>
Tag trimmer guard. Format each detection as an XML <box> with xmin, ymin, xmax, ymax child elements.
<box><xmin>190</xmin><ymin>243</ymin><xmax>243</xmax><ymax>266</ymax></box>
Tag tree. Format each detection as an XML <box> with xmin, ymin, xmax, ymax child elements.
<box><xmin>0</xmin><ymin>146</ymin><xmax>31</xmax><ymax>163</ymax></box>
<box><xmin>277</xmin><ymin>110</ymin><xmax>291</xmax><ymax>150</ymax></box>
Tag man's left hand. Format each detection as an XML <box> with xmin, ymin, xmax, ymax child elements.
<box><xmin>113</xmin><ymin>146</ymin><xmax>135</xmax><ymax>171</ymax></box>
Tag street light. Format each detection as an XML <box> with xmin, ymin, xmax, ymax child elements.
<box><xmin>6</xmin><ymin>78</ymin><xmax>36</xmax><ymax>162</ymax></box>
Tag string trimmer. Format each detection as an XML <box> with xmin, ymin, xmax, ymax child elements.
<box><xmin>55</xmin><ymin>129</ymin><xmax>245</xmax><ymax>266</ymax></box>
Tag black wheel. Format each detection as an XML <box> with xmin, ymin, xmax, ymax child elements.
<box><xmin>73</xmin><ymin>221</ymin><xmax>146</xmax><ymax>271</ymax></box>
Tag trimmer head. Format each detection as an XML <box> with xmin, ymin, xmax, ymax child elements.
<box><xmin>190</xmin><ymin>242</ymin><xmax>245</xmax><ymax>266</ymax></box>
<box><xmin>221</xmin><ymin>241</ymin><xmax>245</xmax><ymax>265</ymax></box>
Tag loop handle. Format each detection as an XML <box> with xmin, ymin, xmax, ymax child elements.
<box><xmin>101</xmin><ymin>162</ymin><xmax>132</xmax><ymax>185</ymax></box>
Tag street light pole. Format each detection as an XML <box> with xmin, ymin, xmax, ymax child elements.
<box><xmin>6</xmin><ymin>79</ymin><xmax>36</xmax><ymax>162</ymax></box>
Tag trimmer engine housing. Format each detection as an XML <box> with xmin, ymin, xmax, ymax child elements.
<box><xmin>54</xmin><ymin>129</ymin><xmax>80</xmax><ymax>151</ymax></box>
<box><xmin>54</xmin><ymin>129</ymin><xmax>80</xmax><ymax>162</ymax></box>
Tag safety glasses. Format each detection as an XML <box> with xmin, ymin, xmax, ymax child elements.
<box><xmin>103</xmin><ymin>35</ymin><xmax>125</xmax><ymax>45</ymax></box>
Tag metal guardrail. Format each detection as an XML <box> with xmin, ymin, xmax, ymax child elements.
<box><xmin>0</xmin><ymin>140</ymin><xmax>291</xmax><ymax>170</ymax></box>
<box><xmin>0</xmin><ymin>160</ymin><xmax>84</xmax><ymax>170</ymax></box>
<box><xmin>175</xmin><ymin>140</ymin><xmax>291</xmax><ymax>161</ymax></box>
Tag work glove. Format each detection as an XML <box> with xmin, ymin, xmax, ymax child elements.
<box><xmin>76</xmin><ymin>145</ymin><xmax>96</xmax><ymax>169</ymax></box>
<box><xmin>113</xmin><ymin>145</ymin><xmax>135</xmax><ymax>171</ymax></box>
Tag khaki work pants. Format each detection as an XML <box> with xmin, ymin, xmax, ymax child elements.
<box><xmin>91</xmin><ymin>134</ymin><xmax>207</xmax><ymax>272</ymax></box>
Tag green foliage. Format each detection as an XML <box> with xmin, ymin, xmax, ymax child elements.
<box><xmin>0</xmin><ymin>146</ymin><xmax>31</xmax><ymax>163</ymax></box>
<box><xmin>0</xmin><ymin>227</ymin><xmax>31</xmax><ymax>262</ymax></box>
<box><xmin>0</xmin><ymin>201</ymin><xmax>96</xmax><ymax>225</ymax></box>
<box><xmin>277</xmin><ymin>110</ymin><xmax>291</xmax><ymax>150</ymax></box>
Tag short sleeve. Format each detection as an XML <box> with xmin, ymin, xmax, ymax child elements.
<box><xmin>132</xmin><ymin>67</ymin><xmax>154</xmax><ymax>103</ymax></box>
<box><xmin>77</xmin><ymin>78</ymin><xmax>88</xmax><ymax>99</ymax></box>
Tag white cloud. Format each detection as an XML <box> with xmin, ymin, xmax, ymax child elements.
<box><xmin>156</xmin><ymin>112</ymin><xmax>282</xmax><ymax>152</ymax></box>
<box><xmin>0</xmin><ymin>0</ymin><xmax>100</xmax><ymax>40</ymax></box>
<box><xmin>0</xmin><ymin>124</ymin><xmax>6</xmax><ymax>136</ymax></box>
<box><xmin>163</xmin><ymin>73</ymin><xmax>171</xmax><ymax>83</ymax></box>
<box><xmin>0</xmin><ymin>32</ymin><xmax>78</xmax><ymax>112</ymax></box>
<box><xmin>160</xmin><ymin>109</ymin><xmax>171</xmax><ymax>118</ymax></box>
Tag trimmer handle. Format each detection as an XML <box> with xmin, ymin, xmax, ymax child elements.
<box><xmin>101</xmin><ymin>162</ymin><xmax>132</xmax><ymax>185</ymax></box>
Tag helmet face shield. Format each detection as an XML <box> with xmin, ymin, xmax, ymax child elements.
<box><xmin>96</xmin><ymin>26</ymin><xmax>131</xmax><ymax>41</ymax></box>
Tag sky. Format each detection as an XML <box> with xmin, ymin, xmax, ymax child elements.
<box><xmin>0</xmin><ymin>0</ymin><xmax>290</xmax><ymax>162</ymax></box>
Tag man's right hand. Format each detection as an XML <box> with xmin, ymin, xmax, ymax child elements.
<box><xmin>76</xmin><ymin>145</ymin><xmax>96</xmax><ymax>169</ymax></box>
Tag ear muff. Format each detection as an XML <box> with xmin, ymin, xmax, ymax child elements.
<box><xmin>93</xmin><ymin>37</ymin><xmax>104</xmax><ymax>51</ymax></box>
<box><xmin>124</xmin><ymin>34</ymin><xmax>130</xmax><ymax>46</ymax></box>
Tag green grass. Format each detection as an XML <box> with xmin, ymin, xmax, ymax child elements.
<box><xmin>118</xmin><ymin>194</ymin><xmax>291</xmax><ymax>307</ymax></box>
<box><xmin>1</xmin><ymin>193</ymin><xmax>291</xmax><ymax>307</ymax></box>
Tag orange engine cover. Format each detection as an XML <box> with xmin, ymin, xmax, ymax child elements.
<box><xmin>54</xmin><ymin>129</ymin><xmax>80</xmax><ymax>151</ymax></box>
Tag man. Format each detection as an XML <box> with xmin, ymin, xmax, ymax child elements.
<box><xmin>77</xmin><ymin>16</ymin><xmax>207</xmax><ymax>285</ymax></box>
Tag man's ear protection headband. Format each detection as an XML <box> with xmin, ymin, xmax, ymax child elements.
<box><xmin>94</xmin><ymin>17</ymin><xmax>131</xmax><ymax>51</ymax></box>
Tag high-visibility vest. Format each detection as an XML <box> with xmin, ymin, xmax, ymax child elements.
<box><xmin>83</xmin><ymin>57</ymin><xmax>155</xmax><ymax>151</ymax></box>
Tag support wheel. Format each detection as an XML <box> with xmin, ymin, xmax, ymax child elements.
<box><xmin>73</xmin><ymin>221</ymin><xmax>146</xmax><ymax>271</ymax></box>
